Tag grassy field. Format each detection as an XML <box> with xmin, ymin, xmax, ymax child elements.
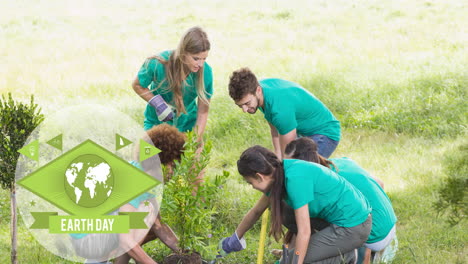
<box><xmin>1</xmin><ymin>0</ymin><xmax>467</xmax><ymax>263</ymax></box>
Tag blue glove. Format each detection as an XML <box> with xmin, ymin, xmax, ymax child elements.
<box><xmin>218</xmin><ymin>232</ymin><xmax>246</xmax><ymax>256</ymax></box>
<box><xmin>148</xmin><ymin>95</ymin><xmax>174</xmax><ymax>122</ymax></box>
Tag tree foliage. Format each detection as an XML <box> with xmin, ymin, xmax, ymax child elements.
<box><xmin>161</xmin><ymin>131</ymin><xmax>229</xmax><ymax>259</ymax></box>
<box><xmin>0</xmin><ymin>93</ymin><xmax>44</xmax><ymax>190</ymax></box>
<box><xmin>433</xmin><ymin>143</ymin><xmax>468</xmax><ymax>226</ymax></box>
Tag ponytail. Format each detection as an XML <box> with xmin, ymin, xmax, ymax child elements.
<box><xmin>237</xmin><ymin>146</ymin><xmax>285</xmax><ymax>241</ymax></box>
<box><xmin>285</xmin><ymin>138</ymin><xmax>335</xmax><ymax>169</ymax></box>
<box><xmin>267</xmin><ymin>155</ymin><xmax>285</xmax><ymax>241</ymax></box>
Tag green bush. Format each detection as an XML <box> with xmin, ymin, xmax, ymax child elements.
<box><xmin>0</xmin><ymin>93</ymin><xmax>44</xmax><ymax>190</ymax></box>
<box><xmin>433</xmin><ymin>143</ymin><xmax>468</xmax><ymax>226</ymax></box>
<box><xmin>160</xmin><ymin>131</ymin><xmax>229</xmax><ymax>259</ymax></box>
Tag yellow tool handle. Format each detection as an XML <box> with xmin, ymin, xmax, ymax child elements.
<box><xmin>256</xmin><ymin>209</ymin><xmax>270</xmax><ymax>264</ymax></box>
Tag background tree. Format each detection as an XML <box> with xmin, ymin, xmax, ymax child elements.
<box><xmin>0</xmin><ymin>93</ymin><xmax>44</xmax><ymax>264</ymax></box>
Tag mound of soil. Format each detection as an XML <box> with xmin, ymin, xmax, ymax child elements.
<box><xmin>163</xmin><ymin>252</ymin><xmax>202</xmax><ymax>264</ymax></box>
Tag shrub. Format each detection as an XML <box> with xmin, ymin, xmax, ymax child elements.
<box><xmin>433</xmin><ymin>143</ymin><xmax>468</xmax><ymax>226</ymax></box>
<box><xmin>161</xmin><ymin>131</ymin><xmax>229</xmax><ymax>259</ymax></box>
<box><xmin>0</xmin><ymin>94</ymin><xmax>44</xmax><ymax>190</ymax></box>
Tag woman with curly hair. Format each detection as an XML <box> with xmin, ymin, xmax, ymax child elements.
<box><xmin>146</xmin><ymin>123</ymin><xmax>186</xmax><ymax>180</ymax></box>
<box><xmin>114</xmin><ymin>124</ymin><xmax>187</xmax><ymax>264</ymax></box>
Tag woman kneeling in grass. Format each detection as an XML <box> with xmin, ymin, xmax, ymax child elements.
<box><xmin>285</xmin><ymin>138</ymin><xmax>398</xmax><ymax>264</ymax></box>
<box><xmin>219</xmin><ymin>145</ymin><xmax>372</xmax><ymax>264</ymax></box>
<box><xmin>71</xmin><ymin>124</ymin><xmax>185</xmax><ymax>264</ymax></box>
<box><xmin>115</xmin><ymin>124</ymin><xmax>186</xmax><ymax>264</ymax></box>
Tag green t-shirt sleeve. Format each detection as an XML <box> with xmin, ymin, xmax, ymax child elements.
<box><xmin>203</xmin><ymin>63</ymin><xmax>214</xmax><ymax>99</ymax></box>
<box><xmin>128</xmin><ymin>160</ymin><xmax>155</xmax><ymax>208</ymax></box>
<box><xmin>285</xmin><ymin>167</ymin><xmax>314</xmax><ymax>209</ymax></box>
<box><xmin>137</xmin><ymin>58</ymin><xmax>159</xmax><ymax>89</ymax></box>
<box><xmin>271</xmin><ymin>103</ymin><xmax>297</xmax><ymax>135</ymax></box>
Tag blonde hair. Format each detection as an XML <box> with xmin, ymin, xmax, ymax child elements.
<box><xmin>147</xmin><ymin>26</ymin><xmax>210</xmax><ymax>115</ymax></box>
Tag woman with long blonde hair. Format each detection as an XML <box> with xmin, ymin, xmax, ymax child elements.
<box><xmin>132</xmin><ymin>26</ymin><xmax>212</xmax><ymax>141</ymax></box>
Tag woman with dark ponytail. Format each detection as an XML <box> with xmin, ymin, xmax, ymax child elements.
<box><xmin>285</xmin><ymin>138</ymin><xmax>398</xmax><ymax>264</ymax></box>
<box><xmin>219</xmin><ymin>145</ymin><xmax>372</xmax><ymax>264</ymax></box>
<box><xmin>237</xmin><ymin>146</ymin><xmax>286</xmax><ymax>241</ymax></box>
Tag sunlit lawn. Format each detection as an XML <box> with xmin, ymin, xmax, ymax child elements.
<box><xmin>1</xmin><ymin>0</ymin><xmax>466</xmax><ymax>263</ymax></box>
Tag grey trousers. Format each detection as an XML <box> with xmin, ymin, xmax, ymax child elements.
<box><xmin>282</xmin><ymin>203</ymin><xmax>372</xmax><ymax>264</ymax></box>
<box><xmin>281</xmin><ymin>246</ymin><xmax>357</xmax><ymax>264</ymax></box>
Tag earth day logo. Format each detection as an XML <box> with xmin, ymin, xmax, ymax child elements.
<box><xmin>15</xmin><ymin>105</ymin><xmax>164</xmax><ymax>262</ymax></box>
<box><xmin>65</xmin><ymin>154</ymin><xmax>114</xmax><ymax>207</ymax></box>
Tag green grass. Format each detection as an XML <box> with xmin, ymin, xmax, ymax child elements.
<box><xmin>1</xmin><ymin>0</ymin><xmax>467</xmax><ymax>263</ymax></box>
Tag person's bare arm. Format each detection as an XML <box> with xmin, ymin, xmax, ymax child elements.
<box><xmin>123</xmin><ymin>244</ymin><xmax>157</xmax><ymax>264</ymax></box>
<box><xmin>194</xmin><ymin>98</ymin><xmax>210</xmax><ymax>141</ymax></box>
<box><xmin>116</xmin><ymin>227</ymin><xmax>157</xmax><ymax>264</ymax></box>
<box><xmin>363</xmin><ymin>248</ymin><xmax>372</xmax><ymax>264</ymax></box>
<box><xmin>371</xmin><ymin>175</ymin><xmax>385</xmax><ymax>190</ymax></box>
<box><xmin>116</xmin><ymin>202</ymin><xmax>158</xmax><ymax>264</ymax></box>
<box><xmin>151</xmin><ymin>214</ymin><xmax>180</xmax><ymax>253</ymax></box>
<box><xmin>279</xmin><ymin>129</ymin><xmax>297</xmax><ymax>158</ymax></box>
<box><xmin>235</xmin><ymin>194</ymin><xmax>269</xmax><ymax>238</ymax></box>
<box><xmin>294</xmin><ymin>204</ymin><xmax>311</xmax><ymax>264</ymax></box>
<box><xmin>132</xmin><ymin>77</ymin><xmax>154</xmax><ymax>102</ymax></box>
<box><xmin>269</xmin><ymin>123</ymin><xmax>282</xmax><ymax>159</ymax></box>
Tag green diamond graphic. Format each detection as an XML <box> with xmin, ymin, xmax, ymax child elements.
<box><xmin>17</xmin><ymin>139</ymin><xmax>160</xmax><ymax>216</ymax></box>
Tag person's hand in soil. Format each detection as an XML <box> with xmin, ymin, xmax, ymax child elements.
<box><xmin>151</xmin><ymin>214</ymin><xmax>181</xmax><ymax>253</ymax></box>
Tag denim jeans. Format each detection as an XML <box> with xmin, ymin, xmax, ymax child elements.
<box><xmin>304</xmin><ymin>134</ymin><xmax>339</xmax><ymax>158</ymax></box>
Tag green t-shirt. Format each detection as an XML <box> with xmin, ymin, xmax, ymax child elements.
<box><xmin>259</xmin><ymin>78</ymin><xmax>340</xmax><ymax>141</ymax></box>
<box><xmin>283</xmin><ymin>159</ymin><xmax>370</xmax><ymax>227</ymax></box>
<box><xmin>128</xmin><ymin>160</ymin><xmax>156</xmax><ymax>208</ymax></box>
<box><xmin>137</xmin><ymin>50</ymin><xmax>214</xmax><ymax>132</ymax></box>
<box><xmin>330</xmin><ymin>158</ymin><xmax>397</xmax><ymax>243</ymax></box>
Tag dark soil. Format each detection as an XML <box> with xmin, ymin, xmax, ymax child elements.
<box><xmin>163</xmin><ymin>252</ymin><xmax>202</xmax><ymax>264</ymax></box>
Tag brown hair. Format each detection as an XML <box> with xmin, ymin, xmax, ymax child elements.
<box><xmin>237</xmin><ymin>145</ymin><xmax>284</xmax><ymax>241</ymax></box>
<box><xmin>285</xmin><ymin>137</ymin><xmax>335</xmax><ymax>169</ymax></box>
<box><xmin>146</xmin><ymin>124</ymin><xmax>186</xmax><ymax>165</ymax></box>
<box><xmin>228</xmin><ymin>67</ymin><xmax>260</xmax><ymax>101</ymax></box>
<box><xmin>148</xmin><ymin>26</ymin><xmax>210</xmax><ymax>115</ymax></box>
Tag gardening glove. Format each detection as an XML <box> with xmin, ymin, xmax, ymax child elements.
<box><xmin>218</xmin><ymin>232</ymin><xmax>246</xmax><ymax>256</ymax></box>
<box><xmin>148</xmin><ymin>94</ymin><xmax>174</xmax><ymax>122</ymax></box>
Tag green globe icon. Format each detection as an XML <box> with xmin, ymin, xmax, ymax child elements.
<box><xmin>64</xmin><ymin>154</ymin><xmax>114</xmax><ymax>208</ymax></box>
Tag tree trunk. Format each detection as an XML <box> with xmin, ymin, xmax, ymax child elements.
<box><xmin>10</xmin><ymin>184</ymin><xmax>17</xmax><ymax>264</ymax></box>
